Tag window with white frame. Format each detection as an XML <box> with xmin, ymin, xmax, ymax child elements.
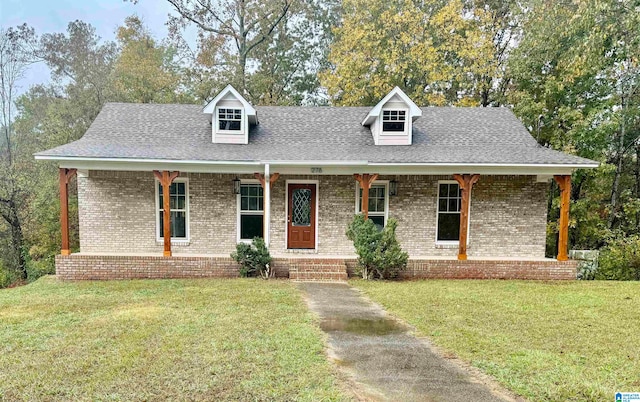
<box><xmin>218</xmin><ymin>108</ymin><xmax>242</xmax><ymax>131</ymax></box>
<box><xmin>238</xmin><ymin>183</ymin><xmax>264</xmax><ymax>241</ymax></box>
<box><xmin>156</xmin><ymin>180</ymin><xmax>188</xmax><ymax>240</ymax></box>
<box><xmin>436</xmin><ymin>182</ymin><xmax>461</xmax><ymax>242</ymax></box>
<box><xmin>382</xmin><ymin>110</ymin><xmax>406</xmax><ymax>132</ymax></box>
<box><xmin>357</xmin><ymin>183</ymin><xmax>388</xmax><ymax>230</ymax></box>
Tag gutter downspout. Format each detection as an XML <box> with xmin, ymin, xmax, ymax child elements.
<box><xmin>264</xmin><ymin>163</ymin><xmax>271</xmax><ymax>248</ymax></box>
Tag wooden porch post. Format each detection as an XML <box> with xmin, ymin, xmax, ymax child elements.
<box><xmin>554</xmin><ymin>175</ymin><xmax>571</xmax><ymax>261</ymax></box>
<box><xmin>153</xmin><ymin>170</ymin><xmax>180</xmax><ymax>257</ymax></box>
<box><xmin>453</xmin><ymin>174</ymin><xmax>480</xmax><ymax>261</ymax></box>
<box><xmin>354</xmin><ymin>174</ymin><xmax>379</xmax><ymax>219</ymax></box>
<box><xmin>254</xmin><ymin>171</ymin><xmax>279</xmax><ymax>246</ymax></box>
<box><xmin>59</xmin><ymin>168</ymin><xmax>77</xmax><ymax>256</ymax></box>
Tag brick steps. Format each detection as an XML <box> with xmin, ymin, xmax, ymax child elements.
<box><xmin>288</xmin><ymin>260</ymin><xmax>348</xmax><ymax>282</ymax></box>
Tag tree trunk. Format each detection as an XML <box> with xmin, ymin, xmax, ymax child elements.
<box><xmin>635</xmin><ymin>143</ymin><xmax>640</xmax><ymax>231</ymax></box>
<box><xmin>238</xmin><ymin>52</ymin><xmax>247</xmax><ymax>95</ymax></box>
<box><xmin>4</xmin><ymin>197</ymin><xmax>26</xmax><ymax>279</ymax></box>
<box><xmin>609</xmin><ymin>95</ymin><xmax>626</xmax><ymax>229</ymax></box>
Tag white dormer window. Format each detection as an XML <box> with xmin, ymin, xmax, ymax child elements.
<box><xmin>218</xmin><ymin>108</ymin><xmax>242</xmax><ymax>131</ymax></box>
<box><xmin>362</xmin><ymin>87</ymin><xmax>421</xmax><ymax>145</ymax></box>
<box><xmin>382</xmin><ymin>110</ymin><xmax>406</xmax><ymax>132</ymax></box>
<box><xmin>203</xmin><ymin>84</ymin><xmax>258</xmax><ymax>144</ymax></box>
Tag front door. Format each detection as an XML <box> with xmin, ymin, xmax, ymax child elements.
<box><xmin>287</xmin><ymin>183</ymin><xmax>316</xmax><ymax>249</ymax></box>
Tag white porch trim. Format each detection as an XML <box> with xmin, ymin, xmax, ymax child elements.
<box><xmin>35</xmin><ymin>155</ymin><xmax>599</xmax><ymax>176</ymax></box>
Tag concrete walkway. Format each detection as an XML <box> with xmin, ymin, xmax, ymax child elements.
<box><xmin>298</xmin><ymin>283</ymin><xmax>515</xmax><ymax>402</ymax></box>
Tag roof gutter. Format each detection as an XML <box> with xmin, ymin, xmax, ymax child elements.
<box><xmin>368</xmin><ymin>162</ymin><xmax>600</xmax><ymax>169</ymax></box>
<box><xmin>34</xmin><ymin>155</ymin><xmax>599</xmax><ymax>176</ymax></box>
<box><xmin>34</xmin><ymin>155</ymin><xmax>263</xmax><ymax>165</ymax></box>
<box><xmin>35</xmin><ymin>155</ymin><xmax>599</xmax><ymax>168</ymax></box>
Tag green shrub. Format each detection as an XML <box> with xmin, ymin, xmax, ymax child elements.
<box><xmin>0</xmin><ymin>264</ymin><xmax>17</xmax><ymax>289</ymax></box>
<box><xmin>346</xmin><ymin>215</ymin><xmax>408</xmax><ymax>279</ymax></box>
<box><xmin>596</xmin><ymin>236</ymin><xmax>640</xmax><ymax>280</ymax></box>
<box><xmin>231</xmin><ymin>237</ymin><xmax>273</xmax><ymax>279</ymax></box>
<box><xmin>26</xmin><ymin>257</ymin><xmax>55</xmax><ymax>282</ymax></box>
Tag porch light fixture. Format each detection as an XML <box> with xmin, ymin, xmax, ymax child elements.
<box><xmin>233</xmin><ymin>177</ymin><xmax>241</xmax><ymax>194</ymax></box>
<box><xmin>389</xmin><ymin>179</ymin><xmax>398</xmax><ymax>196</ymax></box>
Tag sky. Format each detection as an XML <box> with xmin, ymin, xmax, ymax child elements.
<box><xmin>0</xmin><ymin>0</ymin><xmax>178</xmax><ymax>94</ymax></box>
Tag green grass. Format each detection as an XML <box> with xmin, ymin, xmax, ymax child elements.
<box><xmin>0</xmin><ymin>277</ymin><xmax>348</xmax><ymax>401</ymax></box>
<box><xmin>353</xmin><ymin>280</ymin><xmax>640</xmax><ymax>401</ymax></box>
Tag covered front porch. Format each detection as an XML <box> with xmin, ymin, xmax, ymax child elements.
<box><xmin>55</xmin><ymin>160</ymin><xmax>577</xmax><ymax>281</ymax></box>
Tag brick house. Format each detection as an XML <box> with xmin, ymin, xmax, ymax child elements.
<box><xmin>36</xmin><ymin>86</ymin><xmax>598</xmax><ymax>280</ymax></box>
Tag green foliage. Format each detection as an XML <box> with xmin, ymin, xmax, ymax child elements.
<box><xmin>0</xmin><ymin>263</ymin><xmax>17</xmax><ymax>289</ymax></box>
<box><xmin>346</xmin><ymin>215</ymin><xmax>408</xmax><ymax>280</ymax></box>
<box><xmin>321</xmin><ymin>0</ymin><xmax>519</xmax><ymax>106</ymax></box>
<box><xmin>111</xmin><ymin>16</ymin><xmax>191</xmax><ymax>104</ymax></box>
<box><xmin>596</xmin><ymin>236</ymin><xmax>640</xmax><ymax>280</ymax></box>
<box><xmin>509</xmin><ymin>0</ymin><xmax>640</xmax><ymax>252</ymax></box>
<box><xmin>168</xmin><ymin>0</ymin><xmax>338</xmax><ymax>104</ymax></box>
<box><xmin>577</xmin><ymin>259</ymin><xmax>599</xmax><ymax>281</ymax></box>
<box><xmin>231</xmin><ymin>237</ymin><xmax>273</xmax><ymax>279</ymax></box>
<box><xmin>25</xmin><ymin>255</ymin><xmax>55</xmax><ymax>282</ymax></box>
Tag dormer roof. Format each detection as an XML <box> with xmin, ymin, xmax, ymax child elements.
<box><xmin>361</xmin><ymin>86</ymin><xmax>422</xmax><ymax>126</ymax></box>
<box><xmin>203</xmin><ymin>84</ymin><xmax>258</xmax><ymax>125</ymax></box>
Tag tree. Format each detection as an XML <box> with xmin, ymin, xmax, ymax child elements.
<box><xmin>154</xmin><ymin>0</ymin><xmax>338</xmax><ymax>104</ymax></box>
<box><xmin>245</xmin><ymin>0</ymin><xmax>339</xmax><ymax>105</ymax></box>
<box><xmin>111</xmin><ymin>16</ymin><xmax>190</xmax><ymax>103</ymax></box>
<box><xmin>163</xmin><ymin>0</ymin><xmax>292</xmax><ymax>96</ymax></box>
<box><xmin>0</xmin><ymin>21</ymin><xmax>117</xmax><ymax>284</ymax></box>
<box><xmin>41</xmin><ymin>21</ymin><xmax>117</xmax><ymax>121</ymax></box>
<box><xmin>0</xmin><ymin>24</ymin><xmax>38</xmax><ymax>278</ymax></box>
<box><xmin>508</xmin><ymin>0</ymin><xmax>640</xmax><ymax>253</ymax></box>
<box><xmin>320</xmin><ymin>0</ymin><xmax>518</xmax><ymax>106</ymax></box>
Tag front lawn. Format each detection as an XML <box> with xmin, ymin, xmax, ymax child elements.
<box><xmin>353</xmin><ymin>280</ymin><xmax>640</xmax><ymax>402</ymax></box>
<box><xmin>0</xmin><ymin>277</ymin><xmax>347</xmax><ymax>401</ymax></box>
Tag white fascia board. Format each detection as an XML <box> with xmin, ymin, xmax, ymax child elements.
<box><xmin>35</xmin><ymin>155</ymin><xmax>262</xmax><ymax>174</ymax></box>
<box><xmin>368</xmin><ymin>162</ymin><xmax>600</xmax><ymax>169</ymax></box>
<box><xmin>34</xmin><ymin>155</ymin><xmax>261</xmax><ymax>165</ymax></box>
<box><xmin>202</xmin><ymin>84</ymin><xmax>257</xmax><ymax>122</ymax></box>
<box><xmin>35</xmin><ymin>154</ymin><xmax>598</xmax><ymax>176</ymax></box>
<box><xmin>367</xmin><ymin>162</ymin><xmax>599</xmax><ymax>176</ymax></box>
<box><xmin>362</xmin><ymin>86</ymin><xmax>422</xmax><ymax>126</ymax></box>
<box><xmin>274</xmin><ymin>164</ymin><xmax>595</xmax><ymax>176</ymax></box>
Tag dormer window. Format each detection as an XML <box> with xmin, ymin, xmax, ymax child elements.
<box><xmin>204</xmin><ymin>84</ymin><xmax>257</xmax><ymax>144</ymax></box>
<box><xmin>362</xmin><ymin>87</ymin><xmax>421</xmax><ymax>145</ymax></box>
<box><xmin>218</xmin><ymin>108</ymin><xmax>242</xmax><ymax>131</ymax></box>
<box><xmin>382</xmin><ymin>110</ymin><xmax>406</xmax><ymax>132</ymax></box>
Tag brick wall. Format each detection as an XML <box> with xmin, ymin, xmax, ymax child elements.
<box><xmin>345</xmin><ymin>259</ymin><xmax>576</xmax><ymax>280</ymax></box>
<box><xmin>400</xmin><ymin>259</ymin><xmax>577</xmax><ymax>280</ymax></box>
<box><xmin>56</xmin><ymin>255</ymin><xmax>577</xmax><ymax>281</ymax></box>
<box><xmin>269</xmin><ymin>175</ymin><xmax>356</xmax><ymax>255</ymax></box>
<box><xmin>78</xmin><ymin>171</ymin><xmax>548</xmax><ymax>259</ymax></box>
<box><xmin>78</xmin><ymin>171</ymin><xmax>241</xmax><ymax>254</ymax></box>
<box><xmin>55</xmin><ymin>254</ymin><xmax>241</xmax><ymax>280</ymax></box>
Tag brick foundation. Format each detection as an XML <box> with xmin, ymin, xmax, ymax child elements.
<box><xmin>401</xmin><ymin>259</ymin><xmax>577</xmax><ymax>280</ymax></box>
<box><xmin>56</xmin><ymin>254</ymin><xmax>577</xmax><ymax>281</ymax></box>
<box><xmin>55</xmin><ymin>254</ymin><xmax>241</xmax><ymax>280</ymax></box>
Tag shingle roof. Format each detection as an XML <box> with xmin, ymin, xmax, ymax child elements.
<box><xmin>36</xmin><ymin>102</ymin><xmax>596</xmax><ymax>166</ymax></box>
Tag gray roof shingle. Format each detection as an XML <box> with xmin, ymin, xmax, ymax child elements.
<box><xmin>36</xmin><ymin>103</ymin><xmax>597</xmax><ymax>166</ymax></box>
